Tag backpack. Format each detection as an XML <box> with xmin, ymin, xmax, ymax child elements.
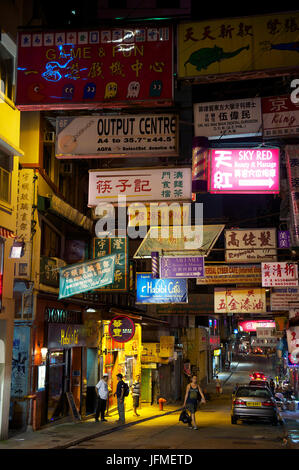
<box><xmin>123</xmin><ymin>382</ymin><xmax>130</xmax><ymax>397</ymax></box>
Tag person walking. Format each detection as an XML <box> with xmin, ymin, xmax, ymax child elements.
<box><xmin>114</xmin><ymin>373</ymin><xmax>126</xmax><ymax>424</ymax></box>
<box><xmin>215</xmin><ymin>376</ymin><xmax>222</xmax><ymax>395</ymax></box>
<box><xmin>183</xmin><ymin>375</ymin><xmax>206</xmax><ymax>430</ymax></box>
<box><xmin>269</xmin><ymin>378</ymin><xmax>275</xmax><ymax>396</ymax></box>
<box><xmin>131</xmin><ymin>375</ymin><xmax>141</xmax><ymax>417</ymax></box>
<box><xmin>95</xmin><ymin>373</ymin><xmax>109</xmax><ymax>422</ymax></box>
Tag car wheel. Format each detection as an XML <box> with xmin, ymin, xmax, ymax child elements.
<box><xmin>231</xmin><ymin>416</ymin><xmax>238</xmax><ymax>424</ymax></box>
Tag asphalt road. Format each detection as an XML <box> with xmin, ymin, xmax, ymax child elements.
<box><xmin>69</xmin><ymin>354</ymin><xmax>287</xmax><ymax>450</ymax></box>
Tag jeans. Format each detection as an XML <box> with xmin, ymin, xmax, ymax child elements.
<box><xmin>117</xmin><ymin>398</ymin><xmax>125</xmax><ymax>423</ymax></box>
<box><xmin>95</xmin><ymin>397</ymin><xmax>107</xmax><ymax>420</ymax></box>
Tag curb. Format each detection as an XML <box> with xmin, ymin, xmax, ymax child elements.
<box><xmin>52</xmin><ymin>407</ymin><xmax>184</xmax><ymax>449</ymax></box>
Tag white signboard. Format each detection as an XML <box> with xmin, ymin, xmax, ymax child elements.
<box><xmin>56</xmin><ymin>114</ymin><xmax>178</xmax><ymax>158</ymax></box>
<box><xmin>256</xmin><ymin>327</ymin><xmax>275</xmax><ymax>338</ymax></box>
<box><xmin>225</xmin><ymin>228</ymin><xmax>277</xmax><ymax>263</ymax></box>
<box><xmin>262</xmin><ymin>95</ymin><xmax>299</xmax><ymax>138</ymax></box>
<box><xmin>88</xmin><ymin>167</ymin><xmax>192</xmax><ymax>206</ymax></box>
<box><xmin>270</xmin><ymin>287</ymin><xmax>299</xmax><ymax>311</ymax></box>
<box><xmin>194</xmin><ymin>97</ymin><xmax>262</xmax><ymax>139</ymax></box>
<box><xmin>262</xmin><ymin>262</ymin><xmax>298</xmax><ymax>287</ymax></box>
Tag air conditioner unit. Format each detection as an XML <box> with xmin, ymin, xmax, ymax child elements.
<box><xmin>44</xmin><ymin>131</ymin><xmax>55</xmax><ymax>143</ymax></box>
<box><xmin>61</xmin><ymin>163</ymin><xmax>73</xmax><ymax>175</ymax></box>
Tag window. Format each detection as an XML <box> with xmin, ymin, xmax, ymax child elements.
<box><xmin>0</xmin><ymin>151</ymin><xmax>12</xmax><ymax>204</ymax></box>
<box><xmin>0</xmin><ymin>36</ymin><xmax>15</xmax><ymax>101</ymax></box>
<box><xmin>41</xmin><ymin>221</ymin><xmax>61</xmax><ymax>258</ymax></box>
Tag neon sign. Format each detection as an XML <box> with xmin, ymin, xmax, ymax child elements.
<box><xmin>209</xmin><ymin>148</ymin><xmax>280</xmax><ymax>194</ymax></box>
<box><xmin>108</xmin><ymin>316</ymin><xmax>135</xmax><ymax>343</ymax></box>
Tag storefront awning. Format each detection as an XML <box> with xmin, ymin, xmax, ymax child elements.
<box><xmin>133</xmin><ymin>224</ymin><xmax>225</xmax><ymax>258</ymax></box>
<box><xmin>0</xmin><ymin>134</ymin><xmax>24</xmax><ymax>157</ymax></box>
<box><xmin>38</xmin><ymin>194</ymin><xmax>93</xmax><ymax>233</ymax></box>
<box><xmin>0</xmin><ymin>226</ymin><xmax>17</xmax><ymax>239</ymax></box>
<box><xmin>109</xmin><ymin>307</ymin><xmax>169</xmax><ymax>326</ymax></box>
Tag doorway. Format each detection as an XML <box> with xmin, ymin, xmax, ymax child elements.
<box><xmin>47</xmin><ymin>349</ymin><xmax>70</xmax><ymax>422</ymax></box>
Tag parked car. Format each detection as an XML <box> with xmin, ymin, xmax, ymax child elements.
<box><xmin>231</xmin><ymin>385</ymin><xmax>279</xmax><ymax>425</ymax></box>
<box><xmin>249</xmin><ymin>371</ymin><xmax>266</xmax><ymax>381</ymax></box>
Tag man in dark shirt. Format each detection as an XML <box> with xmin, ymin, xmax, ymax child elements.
<box><xmin>114</xmin><ymin>373</ymin><xmax>125</xmax><ymax>424</ymax></box>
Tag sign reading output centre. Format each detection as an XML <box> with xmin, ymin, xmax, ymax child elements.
<box><xmin>209</xmin><ymin>148</ymin><xmax>280</xmax><ymax>194</ymax></box>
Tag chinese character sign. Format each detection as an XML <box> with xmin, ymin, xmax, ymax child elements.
<box><xmin>15</xmin><ymin>169</ymin><xmax>35</xmax><ymax>278</ymax></box>
<box><xmin>16</xmin><ymin>26</ymin><xmax>173</xmax><ymax>109</ymax></box>
<box><xmin>108</xmin><ymin>316</ymin><xmax>135</xmax><ymax>343</ymax></box>
<box><xmin>159</xmin><ymin>336</ymin><xmax>175</xmax><ymax>357</ymax></box>
<box><xmin>178</xmin><ymin>13</ymin><xmax>299</xmax><ymax>78</ymax></box>
<box><xmin>56</xmin><ymin>114</ymin><xmax>178</xmax><ymax>158</ymax></box>
<box><xmin>225</xmin><ymin>228</ymin><xmax>277</xmax><ymax>263</ymax></box>
<box><xmin>214</xmin><ymin>287</ymin><xmax>266</xmax><ymax>314</ymax></box>
<box><xmin>286</xmin><ymin>145</ymin><xmax>299</xmax><ymax>247</ymax></box>
<box><xmin>286</xmin><ymin>327</ymin><xmax>299</xmax><ymax>364</ymax></box>
<box><xmin>209</xmin><ymin>148</ymin><xmax>280</xmax><ymax>194</ymax></box>
<box><xmin>59</xmin><ymin>255</ymin><xmax>116</xmax><ymax>299</ymax></box>
<box><xmin>194</xmin><ymin>98</ymin><xmax>262</xmax><ymax>139</ymax></box>
<box><xmin>93</xmin><ymin>237</ymin><xmax>128</xmax><ymax>291</ymax></box>
<box><xmin>262</xmin><ymin>262</ymin><xmax>298</xmax><ymax>287</ymax></box>
<box><xmin>262</xmin><ymin>95</ymin><xmax>299</xmax><ymax>138</ymax></box>
<box><xmin>88</xmin><ymin>168</ymin><xmax>192</xmax><ymax>205</ymax></box>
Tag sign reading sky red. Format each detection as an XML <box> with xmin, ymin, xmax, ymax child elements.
<box><xmin>209</xmin><ymin>148</ymin><xmax>280</xmax><ymax>194</ymax></box>
<box><xmin>16</xmin><ymin>26</ymin><xmax>173</xmax><ymax>110</ymax></box>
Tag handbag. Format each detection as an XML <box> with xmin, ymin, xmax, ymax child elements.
<box><xmin>179</xmin><ymin>409</ymin><xmax>191</xmax><ymax>424</ymax></box>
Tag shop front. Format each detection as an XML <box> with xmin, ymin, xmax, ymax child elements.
<box><xmin>210</xmin><ymin>335</ymin><xmax>221</xmax><ymax>377</ymax></box>
<box><xmin>33</xmin><ymin>299</ymin><xmax>99</xmax><ymax>427</ymax></box>
<box><xmin>101</xmin><ymin>317</ymin><xmax>142</xmax><ymax>412</ymax></box>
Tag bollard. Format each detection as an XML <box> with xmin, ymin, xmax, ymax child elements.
<box><xmin>158</xmin><ymin>397</ymin><xmax>167</xmax><ymax>411</ymax></box>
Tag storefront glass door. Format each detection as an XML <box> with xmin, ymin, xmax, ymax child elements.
<box><xmin>47</xmin><ymin>350</ymin><xmax>69</xmax><ymax>422</ymax></box>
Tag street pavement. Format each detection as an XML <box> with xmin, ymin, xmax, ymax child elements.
<box><xmin>1</xmin><ymin>359</ymin><xmax>298</xmax><ymax>450</ymax></box>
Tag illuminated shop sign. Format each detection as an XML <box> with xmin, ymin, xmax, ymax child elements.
<box><xmin>239</xmin><ymin>320</ymin><xmax>276</xmax><ymax>332</ymax></box>
<box><xmin>108</xmin><ymin>316</ymin><xmax>135</xmax><ymax>343</ymax></box>
<box><xmin>88</xmin><ymin>167</ymin><xmax>192</xmax><ymax>205</ymax></box>
<box><xmin>56</xmin><ymin>114</ymin><xmax>178</xmax><ymax>158</ymax></box>
<box><xmin>136</xmin><ymin>273</ymin><xmax>188</xmax><ymax>304</ymax></box>
<box><xmin>209</xmin><ymin>148</ymin><xmax>280</xmax><ymax>194</ymax></box>
<box><xmin>262</xmin><ymin>262</ymin><xmax>298</xmax><ymax>287</ymax></box>
<box><xmin>16</xmin><ymin>26</ymin><xmax>173</xmax><ymax>110</ymax></box>
<box><xmin>214</xmin><ymin>287</ymin><xmax>266</xmax><ymax>314</ymax></box>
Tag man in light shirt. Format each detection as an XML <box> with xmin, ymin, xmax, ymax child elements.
<box><xmin>95</xmin><ymin>373</ymin><xmax>109</xmax><ymax>422</ymax></box>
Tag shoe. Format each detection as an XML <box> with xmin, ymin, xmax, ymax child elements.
<box><xmin>134</xmin><ymin>413</ymin><xmax>140</xmax><ymax>417</ymax></box>
<box><xmin>193</xmin><ymin>427</ymin><xmax>198</xmax><ymax>430</ymax></box>
<box><xmin>101</xmin><ymin>419</ymin><xmax>108</xmax><ymax>422</ymax></box>
<box><xmin>95</xmin><ymin>419</ymin><xmax>99</xmax><ymax>422</ymax></box>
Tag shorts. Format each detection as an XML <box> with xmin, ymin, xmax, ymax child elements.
<box><xmin>186</xmin><ymin>401</ymin><xmax>197</xmax><ymax>414</ymax></box>
<box><xmin>133</xmin><ymin>395</ymin><xmax>140</xmax><ymax>408</ymax></box>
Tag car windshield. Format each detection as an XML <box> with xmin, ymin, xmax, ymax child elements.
<box><xmin>236</xmin><ymin>387</ymin><xmax>271</xmax><ymax>399</ymax></box>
